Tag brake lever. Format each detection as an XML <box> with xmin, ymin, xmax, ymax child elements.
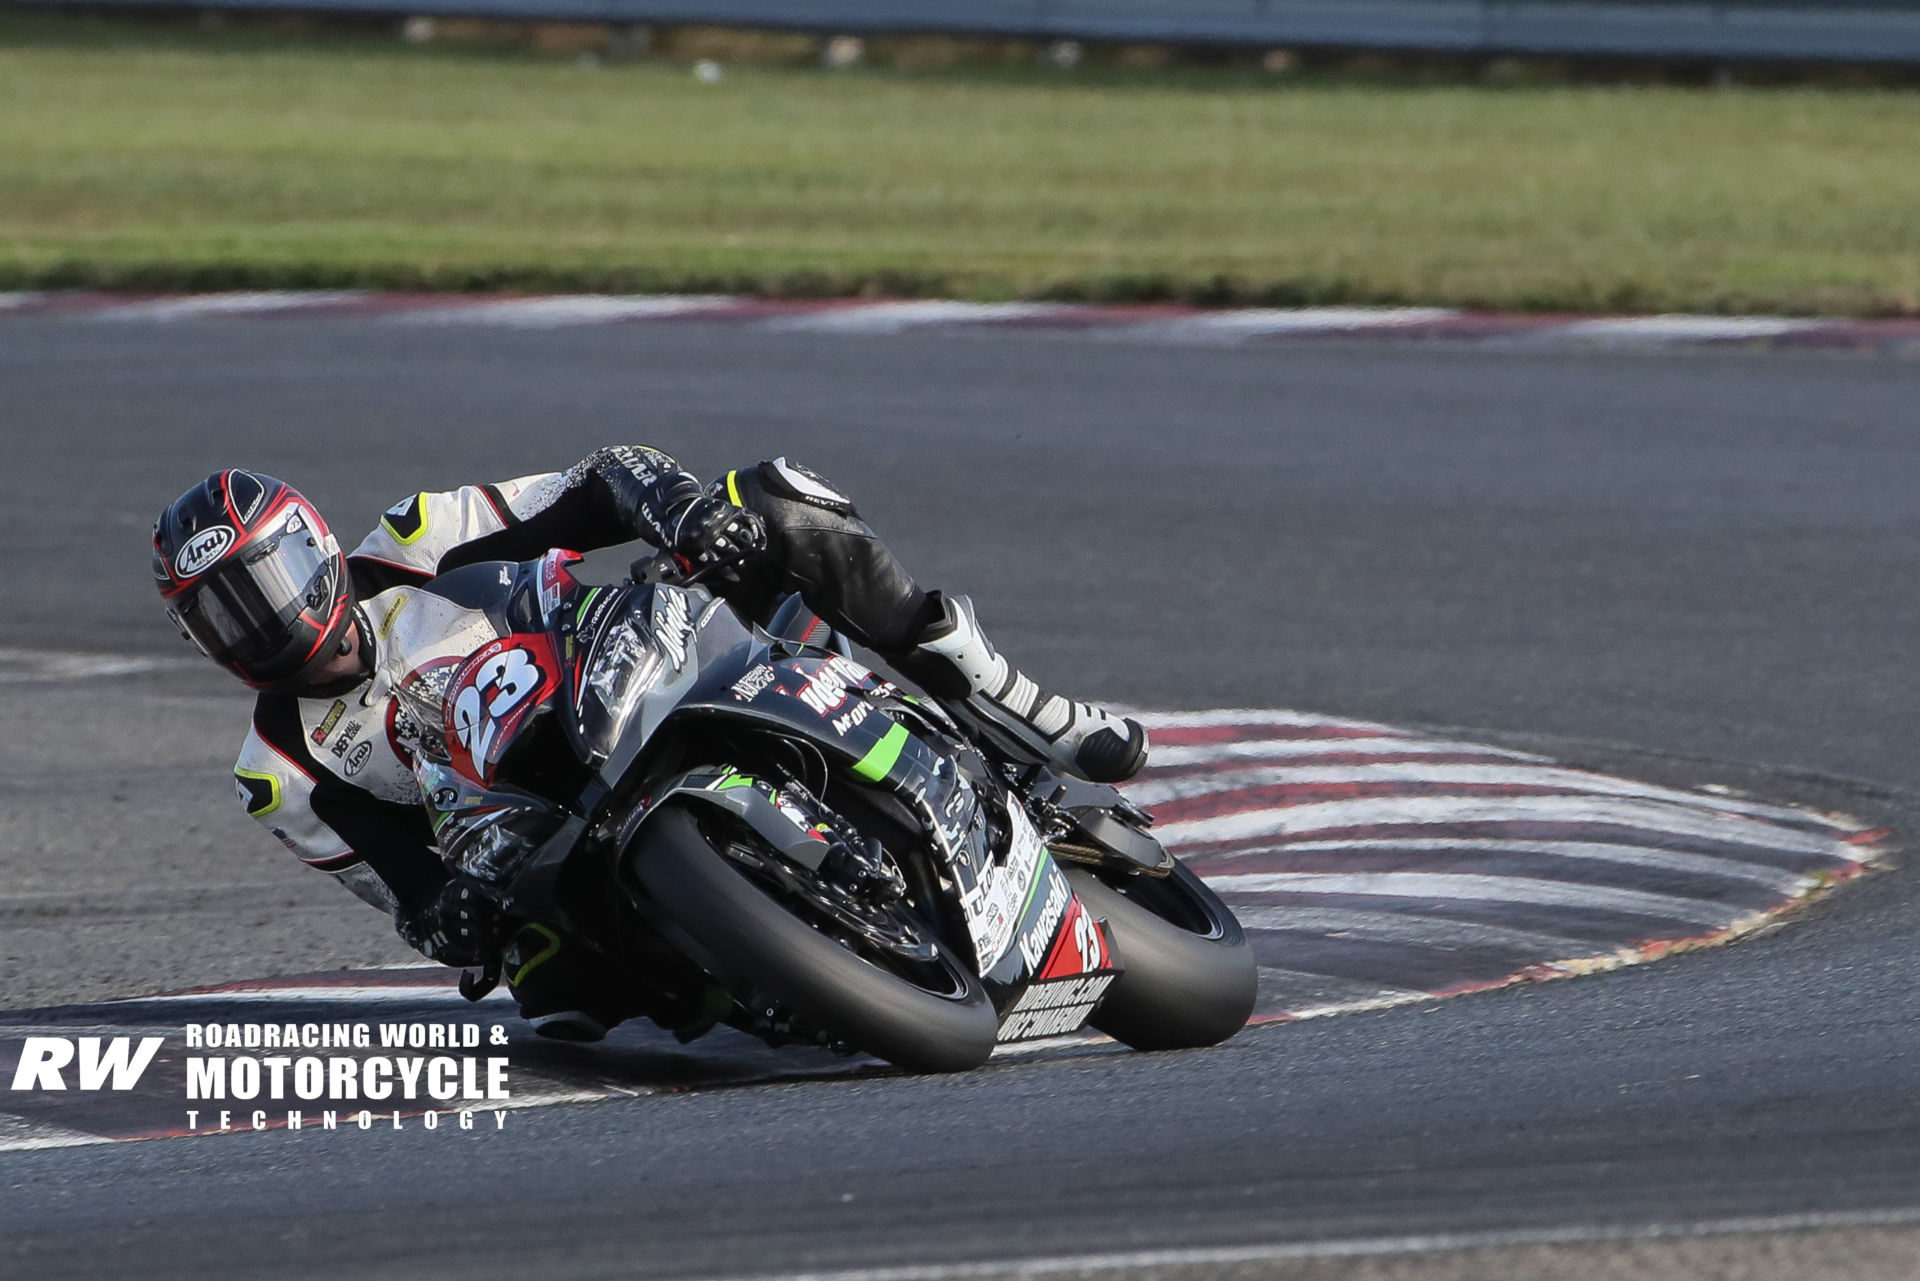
<box><xmin>629</xmin><ymin>550</ymin><xmax>722</xmax><ymax>588</ymax></box>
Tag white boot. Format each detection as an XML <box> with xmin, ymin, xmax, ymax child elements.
<box><xmin>910</xmin><ymin>595</ymin><xmax>1148</xmax><ymax>783</ymax></box>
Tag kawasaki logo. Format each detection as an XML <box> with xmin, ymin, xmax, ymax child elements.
<box><xmin>174</xmin><ymin>525</ymin><xmax>235</xmax><ymax>578</ymax></box>
<box><xmin>10</xmin><ymin>1036</ymin><xmax>164</xmax><ymax>1091</ymax></box>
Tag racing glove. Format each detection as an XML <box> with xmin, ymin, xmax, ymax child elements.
<box><xmin>667</xmin><ymin>494</ymin><xmax>767</xmax><ymax>573</ymax></box>
<box><xmin>398</xmin><ymin>873</ymin><xmax>503</xmax><ymax>968</ymax></box>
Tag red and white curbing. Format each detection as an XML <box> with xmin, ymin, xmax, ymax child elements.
<box><xmin>3</xmin><ymin>292</ymin><xmax>1918</xmax><ymax>352</ymax></box>
<box><xmin>1129</xmin><ymin>709</ymin><xmax>1881</xmax><ymax>1017</ymax></box>
<box><xmin>0</xmin><ymin>708</ymin><xmax>1884</xmax><ymax>1149</ymax></box>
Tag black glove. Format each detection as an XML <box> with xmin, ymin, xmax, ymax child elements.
<box><xmin>399</xmin><ymin>874</ymin><xmax>502</xmax><ymax>968</ymax></box>
<box><xmin>668</xmin><ymin>495</ymin><xmax>766</xmax><ymax>573</ymax></box>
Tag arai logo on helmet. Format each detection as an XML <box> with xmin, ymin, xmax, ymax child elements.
<box><xmin>174</xmin><ymin>525</ymin><xmax>236</xmax><ymax>578</ymax></box>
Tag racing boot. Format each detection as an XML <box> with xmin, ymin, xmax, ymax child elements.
<box><xmin>502</xmin><ymin>923</ymin><xmax>621</xmax><ymax>1043</ymax></box>
<box><xmin>898</xmin><ymin>594</ymin><xmax>1148</xmax><ymax>784</ymax></box>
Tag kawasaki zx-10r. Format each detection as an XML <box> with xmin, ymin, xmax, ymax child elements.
<box><xmin>406</xmin><ymin>549</ymin><xmax>1257</xmax><ymax>1072</ymax></box>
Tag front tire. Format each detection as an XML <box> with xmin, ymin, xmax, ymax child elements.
<box><xmin>627</xmin><ymin>805</ymin><xmax>999</xmax><ymax>1073</ymax></box>
<box><xmin>1067</xmin><ymin>862</ymin><xmax>1257</xmax><ymax>1051</ymax></box>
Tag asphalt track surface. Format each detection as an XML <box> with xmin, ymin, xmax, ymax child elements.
<box><xmin>4</xmin><ymin>317</ymin><xmax>1920</xmax><ymax>1278</ymax></box>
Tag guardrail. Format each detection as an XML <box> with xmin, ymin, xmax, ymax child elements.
<box><xmin>17</xmin><ymin>0</ymin><xmax>1920</xmax><ymax>64</ymax></box>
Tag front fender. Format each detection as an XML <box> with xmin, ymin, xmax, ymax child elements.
<box><xmin>617</xmin><ymin>767</ymin><xmax>834</xmax><ymax>874</ymax></box>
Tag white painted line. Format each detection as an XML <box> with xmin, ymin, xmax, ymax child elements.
<box><xmin>1240</xmin><ymin>906</ymin><xmax>1597</xmax><ymax>956</ymax></box>
<box><xmin>1207</xmin><ymin>871</ymin><xmax>1746</xmax><ymax>927</ymax></box>
<box><xmin>0</xmin><ymin>293</ymin><xmax>46</xmax><ymax>312</ymax></box>
<box><xmin>1156</xmin><ymin>793</ymin><xmax>1851</xmax><ymax>857</ymax></box>
<box><xmin>123</xmin><ymin>985</ymin><xmax>511</xmax><ymax>1004</ymax></box>
<box><xmin>1128</xmin><ymin>760</ymin><xmax>1832</xmax><ymax>827</ymax></box>
<box><xmin>0</xmin><ymin>648</ymin><xmax>200</xmax><ymax>683</ymax></box>
<box><xmin>1549</xmin><ymin>314</ymin><xmax>1832</xmax><ymax>343</ymax></box>
<box><xmin>392</xmin><ymin>295</ymin><xmax>734</xmax><ymax>326</ymax></box>
<box><xmin>1143</xmin><ymin>306</ymin><xmax>1459</xmax><ymax>342</ymax></box>
<box><xmin>759</xmin><ymin>301</ymin><xmax>1073</xmax><ymax>333</ymax></box>
<box><xmin>90</xmin><ymin>292</ymin><xmax>363</xmax><ymax>321</ymax></box>
<box><xmin>1204</xmin><ymin>836</ymin><xmax>1811</xmax><ymax>894</ymax></box>
<box><xmin>0</xmin><ymin>1112</ymin><xmax>116</xmax><ymax>1153</ymax></box>
<box><xmin>692</xmin><ymin>1204</ymin><xmax>1920</xmax><ymax>1280</ymax></box>
<box><xmin>1129</xmin><ymin>707</ymin><xmax>1412</xmax><ymax>733</ymax></box>
<box><xmin>1140</xmin><ymin>737</ymin><xmax>1545</xmax><ymax>768</ymax></box>
<box><xmin>1253</xmin><ymin>966</ymin><xmax>1436</xmax><ymax>1017</ymax></box>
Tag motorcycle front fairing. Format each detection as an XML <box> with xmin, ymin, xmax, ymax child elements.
<box><xmin>614</xmin><ymin>638</ymin><xmax>1123</xmax><ymax>1036</ymax></box>
<box><xmin>443</xmin><ymin>559</ymin><xmax>1122</xmax><ymax>1042</ymax></box>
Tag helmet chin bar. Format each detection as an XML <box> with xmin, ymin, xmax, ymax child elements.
<box><xmin>166</xmin><ymin>608</ymin><xmax>210</xmax><ymax>658</ymax></box>
<box><xmin>285</xmin><ymin>609</ymin><xmax>374</xmax><ymax>699</ymax></box>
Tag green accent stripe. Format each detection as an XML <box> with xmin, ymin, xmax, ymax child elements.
<box><xmin>1017</xmin><ymin>856</ymin><xmax>1054</xmax><ymax>921</ymax></box>
<box><xmin>851</xmin><ymin>722</ymin><xmax>910</xmax><ymax>782</ymax></box>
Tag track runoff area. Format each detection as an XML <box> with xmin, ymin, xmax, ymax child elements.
<box><xmin>0</xmin><ymin>706</ymin><xmax>1880</xmax><ymax>1152</ymax></box>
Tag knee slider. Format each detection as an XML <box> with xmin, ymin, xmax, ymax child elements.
<box><xmin>757</xmin><ymin>458</ymin><xmax>858</xmax><ymax>516</ymax></box>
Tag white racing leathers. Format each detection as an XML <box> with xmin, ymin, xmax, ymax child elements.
<box><xmin>230</xmin><ymin>446</ymin><xmax>705</xmax><ymax>931</ymax></box>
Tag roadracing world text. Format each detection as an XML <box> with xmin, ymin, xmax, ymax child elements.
<box><xmin>9</xmin><ymin>1023</ymin><xmax>519</xmax><ymax>1136</ymax></box>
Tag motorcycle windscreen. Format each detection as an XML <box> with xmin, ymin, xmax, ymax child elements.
<box><xmin>569</xmin><ymin>585</ymin><xmax>750</xmax><ymax>772</ymax></box>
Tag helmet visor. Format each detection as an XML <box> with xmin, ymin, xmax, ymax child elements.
<box><xmin>171</xmin><ymin>510</ymin><xmax>338</xmax><ymax>672</ymax></box>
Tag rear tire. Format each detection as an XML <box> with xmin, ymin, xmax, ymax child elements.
<box><xmin>1067</xmin><ymin>862</ymin><xmax>1257</xmax><ymax>1051</ymax></box>
<box><xmin>627</xmin><ymin>805</ymin><xmax>999</xmax><ymax>1073</ymax></box>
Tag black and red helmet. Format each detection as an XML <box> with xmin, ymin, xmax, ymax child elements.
<box><xmin>153</xmin><ymin>471</ymin><xmax>355</xmax><ymax>690</ymax></box>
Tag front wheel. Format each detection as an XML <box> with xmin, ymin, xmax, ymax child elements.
<box><xmin>626</xmin><ymin>804</ymin><xmax>999</xmax><ymax>1073</ymax></box>
<box><xmin>1067</xmin><ymin>862</ymin><xmax>1258</xmax><ymax>1051</ymax></box>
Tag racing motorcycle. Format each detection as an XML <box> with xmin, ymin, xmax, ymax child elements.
<box><xmin>404</xmin><ymin>549</ymin><xmax>1257</xmax><ymax>1072</ymax></box>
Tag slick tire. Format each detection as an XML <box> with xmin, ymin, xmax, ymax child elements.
<box><xmin>1066</xmin><ymin>862</ymin><xmax>1258</xmax><ymax>1051</ymax></box>
<box><xmin>627</xmin><ymin>805</ymin><xmax>1000</xmax><ymax>1074</ymax></box>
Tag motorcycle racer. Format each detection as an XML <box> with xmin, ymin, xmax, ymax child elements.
<box><xmin>152</xmin><ymin>449</ymin><xmax>1148</xmax><ymax>1037</ymax></box>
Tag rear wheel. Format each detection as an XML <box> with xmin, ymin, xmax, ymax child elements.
<box><xmin>626</xmin><ymin>804</ymin><xmax>999</xmax><ymax>1073</ymax></box>
<box><xmin>1067</xmin><ymin>861</ymin><xmax>1257</xmax><ymax>1051</ymax></box>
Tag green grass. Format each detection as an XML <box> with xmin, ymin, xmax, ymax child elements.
<box><xmin>3</xmin><ymin>13</ymin><xmax>1918</xmax><ymax>312</ymax></box>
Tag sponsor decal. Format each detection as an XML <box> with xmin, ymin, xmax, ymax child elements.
<box><xmin>344</xmin><ymin>740</ymin><xmax>374</xmax><ymax>777</ymax></box>
<box><xmin>730</xmin><ymin>664</ymin><xmax>778</xmax><ymax>701</ymax></box>
<box><xmin>961</xmin><ymin>805</ymin><xmax>1047</xmax><ymax>970</ymax></box>
<box><xmin>796</xmin><ymin>655</ymin><xmax>873</xmax><ymax>717</ymax></box>
<box><xmin>998</xmin><ymin>973</ymin><xmax>1115</xmax><ymax>1041</ymax></box>
<box><xmin>1017</xmin><ymin>871</ymin><xmax>1072</xmax><ymax>972</ymax></box>
<box><xmin>651</xmin><ymin>589</ymin><xmax>693</xmax><ymax>670</ymax></box>
<box><xmin>376</xmin><ymin>594</ymin><xmax>408</xmax><ymax>639</ymax></box>
<box><xmin>331</xmin><ymin>720</ymin><xmax>363</xmax><ymax>758</ymax></box>
<box><xmin>311</xmin><ymin>700</ymin><xmax>346</xmax><ymax>745</ymax></box>
<box><xmin>831</xmin><ymin>701</ymin><xmax>872</xmax><ymax>735</ymax></box>
<box><xmin>174</xmin><ymin>525</ymin><xmax>235</xmax><ymax>578</ymax></box>
<box><xmin>772</xmin><ymin>790</ymin><xmax>825</xmax><ymax>839</ymax></box>
<box><xmin>536</xmin><ymin>549</ymin><xmax>581</xmax><ymax>619</ymax></box>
